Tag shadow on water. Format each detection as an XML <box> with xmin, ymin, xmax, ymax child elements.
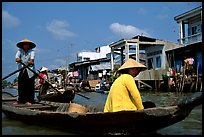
<box><xmin>2</xmin><ymin>88</ymin><xmax>202</xmax><ymax>135</ymax></box>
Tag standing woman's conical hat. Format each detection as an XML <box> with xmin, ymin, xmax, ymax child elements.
<box><xmin>16</xmin><ymin>39</ymin><xmax>36</xmax><ymax>49</ymax></box>
<box><xmin>117</xmin><ymin>58</ymin><xmax>147</xmax><ymax>72</ymax></box>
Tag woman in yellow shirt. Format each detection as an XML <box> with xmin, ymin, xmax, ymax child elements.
<box><xmin>104</xmin><ymin>58</ymin><xmax>147</xmax><ymax>112</ymax></box>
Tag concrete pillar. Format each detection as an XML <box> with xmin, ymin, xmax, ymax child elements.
<box><xmin>125</xmin><ymin>41</ymin><xmax>129</xmax><ymax>61</ymax></box>
<box><xmin>111</xmin><ymin>48</ymin><xmax>114</xmax><ymax>71</ymax></box>
<box><xmin>120</xmin><ymin>47</ymin><xmax>124</xmax><ymax>65</ymax></box>
<box><xmin>179</xmin><ymin>21</ymin><xmax>185</xmax><ymax>44</ymax></box>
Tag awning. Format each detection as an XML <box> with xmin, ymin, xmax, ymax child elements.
<box><xmin>90</xmin><ymin>63</ymin><xmax>111</xmax><ymax>71</ymax></box>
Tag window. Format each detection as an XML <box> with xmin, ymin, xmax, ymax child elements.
<box><xmin>147</xmin><ymin>58</ymin><xmax>153</xmax><ymax>69</ymax></box>
<box><xmin>77</xmin><ymin>56</ymin><xmax>82</xmax><ymax>62</ymax></box>
<box><xmin>83</xmin><ymin>57</ymin><xmax>90</xmax><ymax>61</ymax></box>
<box><xmin>189</xmin><ymin>26</ymin><xmax>198</xmax><ymax>36</ymax></box>
<box><xmin>191</xmin><ymin>26</ymin><xmax>197</xmax><ymax>35</ymax></box>
<box><xmin>156</xmin><ymin>56</ymin><xmax>161</xmax><ymax>68</ymax></box>
<box><xmin>147</xmin><ymin>50</ymin><xmax>162</xmax><ymax>57</ymax></box>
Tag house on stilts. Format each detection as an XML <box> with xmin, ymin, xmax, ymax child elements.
<box><xmin>109</xmin><ymin>35</ymin><xmax>183</xmax><ymax>90</ymax></box>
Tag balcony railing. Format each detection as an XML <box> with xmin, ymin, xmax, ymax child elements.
<box><xmin>178</xmin><ymin>33</ymin><xmax>202</xmax><ymax>46</ymax></box>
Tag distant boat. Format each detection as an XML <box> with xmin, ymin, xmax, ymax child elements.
<box><xmin>37</xmin><ymin>88</ymin><xmax>75</xmax><ymax>103</ymax></box>
<box><xmin>2</xmin><ymin>91</ymin><xmax>202</xmax><ymax>135</ymax></box>
<box><xmin>95</xmin><ymin>83</ymin><xmax>110</xmax><ymax>94</ymax></box>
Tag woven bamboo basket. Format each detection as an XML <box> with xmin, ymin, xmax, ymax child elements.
<box><xmin>68</xmin><ymin>103</ymin><xmax>88</xmax><ymax>113</ymax></box>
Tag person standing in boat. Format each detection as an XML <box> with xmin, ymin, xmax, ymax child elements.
<box><xmin>15</xmin><ymin>39</ymin><xmax>36</xmax><ymax>105</ymax></box>
<box><xmin>104</xmin><ymin>58</ymin><xmax>146</xmax><ymax>112</ymax></box>
<box><xmin>38</xmin><ymin>67</ymin><xmax>49</xmax><ymax>95</ymax></box>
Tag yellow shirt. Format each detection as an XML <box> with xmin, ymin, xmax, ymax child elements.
<box><xmin>104</xmin><ymin>74</ymin><xmax>144</xmax><ymax>112</ymax></box>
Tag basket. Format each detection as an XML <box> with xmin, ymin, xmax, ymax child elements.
<box><xmin>68</xmin><ymin>103</ymin><xmax>88</xmax><ymax>113</ymax></box>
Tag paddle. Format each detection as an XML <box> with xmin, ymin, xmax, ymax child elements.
<box><xmin>20</xmin><ymin>62</ymin><xmax>90</xmax><ymax>100</ymax></box>
<box><xmin>66</xmin><ymin>84</ymin><xmax>90</xmax><ymax>100</ymax></box>
<box><xmin>75</xmin><ymin>92</ymin><xmax>90</xmax><ymax>99</ymax></box>
<box><xmin>2</xmin><ymin>64</ymin><xmax>29</xmax><ymax>81</ymax></box>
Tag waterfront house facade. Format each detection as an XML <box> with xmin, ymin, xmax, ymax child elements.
<box><xmin>173</xmin><ymin>6</ymin><xmax>202</xmax><ymax>76</ymax></box>
<box><xmin>70</xmin><ymin>45</ymin><xmax>112</xmax><ymax>81</ymax></box>
<box><xmin>109</xmin><ymin>35</ymin><xmax>183</xmax><ymax>89</ymax></box>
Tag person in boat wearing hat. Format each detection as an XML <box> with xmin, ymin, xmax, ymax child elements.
<box><xmin>38</xmin><ymin>67</ymin><xmax>49</xmax><ymax>95</ymax></box>
<box><xmin>104</xmin><ymin>58</ymin><xmax>147</xmax><ymax>112</ymax></box>
<box><xmin>15</xmin><ymin>39</ymin><xmax>36</xmax><ymax>105</ymax></box>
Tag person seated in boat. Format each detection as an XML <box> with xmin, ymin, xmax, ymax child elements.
<box><xmin>104</xmin><ymin>58</ymin><xmax>147</xmax><ymax>112</ymax></box>
<box><xmin>168</xmin><ymin>77</ymin><xmax>176</xmax><ymax>92</ymax></box>
<box><xmin>80</xmin><ymin>80</ymin><xmax>91</xmax><ymax>91</ymax></box>
<box><xmin>38</xmin><ymin>67</ymin><xmax>49</xmax><ymax>95</ymax></box>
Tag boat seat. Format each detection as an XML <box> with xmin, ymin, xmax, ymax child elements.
<box><xmin>84</xmin><ymin>104</ymin><xmax>104</xmax><ymax>112</ymax></box>
<box><xmin>23</xmin><ymin>105</ymin><xmax>54</xmax><ymax>110</ymax></box>
<box><xmin>56</xmin><ymin>104</ymin><xmax>69</xmax><ymax>112</ymax></box>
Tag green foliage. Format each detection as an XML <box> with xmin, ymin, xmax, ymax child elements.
<box><xmin>2</xmin><ymin>80</ymin><xmax>11</xmax><ymax>88</ymax></box>
<box><xmin>108</xmin><ymin>69</ymin><xmax>119</xmax><ymax>83</ymax></box>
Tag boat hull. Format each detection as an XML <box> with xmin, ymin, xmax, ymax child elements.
<box><xmin>2</xmin><ymin>92</ymin><xmax>202</xmax><ymax>134</ymax></box>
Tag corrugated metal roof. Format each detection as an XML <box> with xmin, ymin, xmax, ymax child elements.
<box><xmin>90</xmin><ymin>63</ymin><xmax>111</xmax><ymax>71</ymax></box>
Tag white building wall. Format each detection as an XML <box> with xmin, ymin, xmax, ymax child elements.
<box><xmin>77</xmin><ymin>45</ymin><xmax>111</xmax><ymax>62</ymax></box>
<box><xmin>145</xmin><ymin>45</ymin><xmax>164</xmax><ymax>69</ymax></box>
<box><xmin>99</xmin><ymin>45</ymin><xmax>111</xmax><ymax>54</ymax></box>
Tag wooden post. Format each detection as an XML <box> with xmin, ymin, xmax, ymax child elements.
<box><xmin>195</xmin><ymin>63</ymin><xmax>199</xmax><ymax>91</ymax></box>
<box><xmin>151</xmin><ymin>60</ymin><xmax>157</xmax><ymax>91</ymax></box>
<box><xmin>200</xmin><ymin>79</ymin><xmax>202</xmax><ymax>92</ymax></box>
<box><xmin>180</xmin><ymin>63</ymin><xmax>186</xmax><ymax>92</ymax></box>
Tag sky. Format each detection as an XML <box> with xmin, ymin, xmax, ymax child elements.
<box><xmin>2</xmin><ymin>2</ymin><xmax>202</xmax><ymax>82</ymax></box>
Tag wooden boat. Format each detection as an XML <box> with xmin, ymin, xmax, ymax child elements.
<box><xmin>37</xmin><ymin>87</ymin><xmax>75</xmax><ymax>103</ymax></box>
<box><xmin>2</xmin><ymin>91</ymin><xmax>202</xmax><ymax>135</ymax></box>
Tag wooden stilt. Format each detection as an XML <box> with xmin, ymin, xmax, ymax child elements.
<box><xmin>138</xmin><ymin>78</ymin><xmax>141</xmax><ymax>89</ymax></box>
<box><xmin>190</xmin><ymin>82</ymin><xmax>195</xmax><ymax>92</ymax></box>
<box><xmin>195</xmin><ymin>63</ymin><xmax>199</xmax><ymax>91</ymax></box>
<box><xmin>180</xmin><ymin>65</ymin><xmax>186</xmax><ymax>93</ymax></box>
<box><xmin>138</xmin><ymin>80</ymin><xmax>153</xmax><ymax>90</ymax></box>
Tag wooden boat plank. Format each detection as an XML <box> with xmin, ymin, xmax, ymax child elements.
<box><xmin>2</xmin><ymin>97</ymin><xmax>17</xmax><ymax>101</ymax></box>
<box><xmin>2</xmin><ymin>101</ymin><xmax>59</xmax><ymax>110</ymax></box>
<box><xmin>12</xmin><ymin>104</ymin><xmax>46</xmax><ymax>107</ymax></box>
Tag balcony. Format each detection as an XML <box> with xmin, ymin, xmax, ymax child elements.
<box><xmin>178</xmin><ymin>33</ymin><xmax>202</xmax><ymax>46</ymax></box>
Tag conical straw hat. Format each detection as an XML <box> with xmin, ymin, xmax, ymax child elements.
<box><xmin>16</xmin><ymin>39</ymin><xmax>36</xmax><ymax>49</ymax></box>
<box><xmin>40</xmin><ymin>67</ymin><xmax>48</xmax><ymax>72</ymax></box>
<box><xmin>118</xmin><ymin>58</ymin><xmax>146</xmax><ymax>72</ymax></box>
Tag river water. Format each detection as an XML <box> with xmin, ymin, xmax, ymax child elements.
<box><xmin>2</xmin><ymin>88</ymin><xmax>202</xmax><ymax>135</ymax></box>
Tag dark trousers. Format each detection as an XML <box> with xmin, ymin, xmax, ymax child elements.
<box><xmin>18</xmin><ymin>69</ymin><xmax>35</xmax><ymax>103</ymax></box>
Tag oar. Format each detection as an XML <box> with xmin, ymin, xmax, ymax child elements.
<box><xmin>2</xmin><ymin>64</ymin><xmax>29</xmax><ymax>81</ymax></box>
<box><xmin>20</xmin><ymin>62</ymin><xmax>90</xmax><ymax>100</ymax></box>
<box><xmin>71</xmin><ymin>84</ymin><xmax>90</xmax><ymax>100</ymax></box>
<box><xmin>19</xmin><ymin>62</ymin><xmax>62</xmax><ymax>95</ymax></box>
<box><xmin>75</xmin><ymin>92</ymin><xmax>90</xmax><ymax>99</ymax></box>
<box><xmin>65</xmin><ymin>84</ymin><xmax>90</xmax><ymax>100</ymax></box>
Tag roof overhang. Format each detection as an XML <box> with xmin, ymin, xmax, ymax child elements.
<box><xmin>174</xmin><ymin>6</ymin><xmax>202</xmax><ymax>23</ymax></box>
